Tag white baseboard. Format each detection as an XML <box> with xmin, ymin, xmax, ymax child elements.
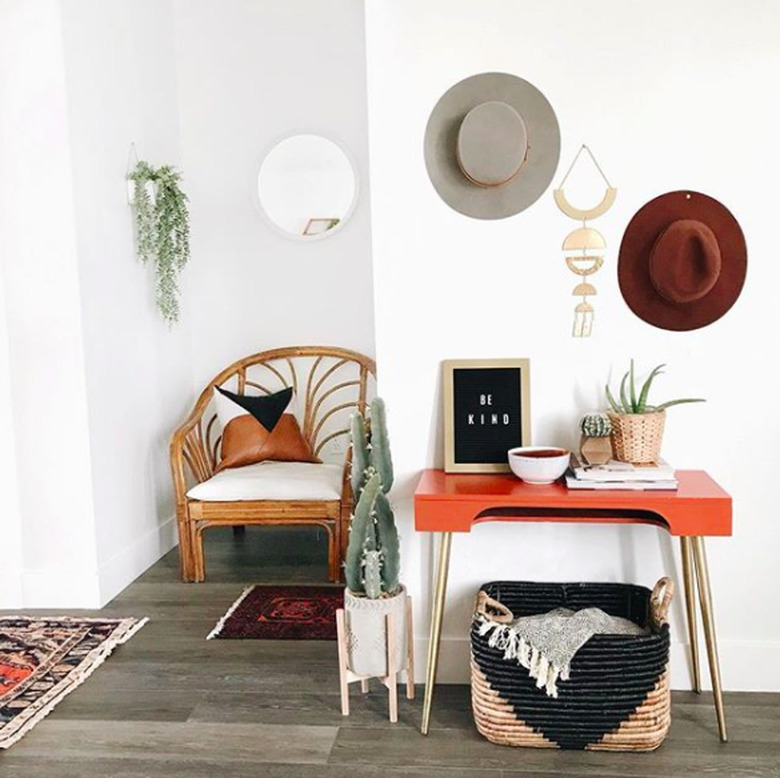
<box><xmin>97</xmin><ymin>515</ymin><xmax>178</xmax><ymax>605</ymax></box>
<box><xmin>6</xmin><ymin>518</ymin><xmax>177</xmax><ymax>610</ymax></box>
<box><xmin>21</xmin><ymin>567</ymin><xmax>102</xmax><ymax>608</ymax></box>
<box><xmin>705</xmin><ymin>639</ymin><xmax>780</xmax><ymax>692</ymax></box>
<box><xmin>0</xmin><ymin>568</ymin><xmax>23</xmax><ymax>609</ymax></box>
<box><xmin>415</xmin><ymin>636</ymin><xmax>780</xmax><ymax>692</ymax></box>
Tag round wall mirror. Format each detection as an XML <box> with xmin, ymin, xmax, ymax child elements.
<box><xmin>257</xmin><ymin>134</ymin><xmax>357</xmax><ymax>239</ymax></box>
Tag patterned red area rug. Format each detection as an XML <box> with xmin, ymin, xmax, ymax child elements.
<box><xmin>0</xmin><ymin>616</ymin><xmax>147</xmax><ymax>749</ymax></box>
<box><xmin>208</xmin><ymin>585</ymin><xmax>343</xmax><ymax>640</ymax></box>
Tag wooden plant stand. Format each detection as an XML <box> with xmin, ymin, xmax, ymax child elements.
<box><xmin>335</xmin><ymin>596</ymin><xmax>415</xmax><ymax>723</ymax></box>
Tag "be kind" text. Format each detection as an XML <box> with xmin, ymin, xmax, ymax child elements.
<box><xmin>467</xmin><ymin>394</ymin><xmax>510</xmax><ymax>426</ymax></box>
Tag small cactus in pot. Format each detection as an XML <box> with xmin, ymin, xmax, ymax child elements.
<box><xmin>579</xmin><ymin>412</ymin><xmax>613</xmax><ymax>466</ymax></box>
<box><xmin>580</xmin><ymin>412</ymin><xmax>612</xmax><ymax>438</ymax></box>
<box><xmin>343</xmin><ymin>398</ymin><xmax>408</xmax><ymax>679</ymax></box>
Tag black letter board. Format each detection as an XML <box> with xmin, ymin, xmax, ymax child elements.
<box><xmin>443</xmin><ymin>359</ymin><xmax>531</xmax><ymax>473</ymax></box>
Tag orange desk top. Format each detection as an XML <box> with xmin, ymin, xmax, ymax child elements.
<box><xmin>414</xmin><ymin>470</ymin><xmax>732</xmax><ymax>537</ymax></box>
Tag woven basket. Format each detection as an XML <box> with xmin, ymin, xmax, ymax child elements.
<box><xmin>608</xmin><ymin>411</ymin><xmax>666</xmax><ymax>464</ymax></box>
<box><xmin>470</xmin><ymin>578</ymin><xmax>673</xmax><ymax>751</ymax></box>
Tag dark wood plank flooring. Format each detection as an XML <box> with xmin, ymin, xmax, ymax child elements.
<box><xmin>1</xmin><ymin>526</ymin><xmax>778</xmax><ymax>777</ymax></box>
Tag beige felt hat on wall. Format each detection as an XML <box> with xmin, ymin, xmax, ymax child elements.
<box><xmin>424</xmin><ymin>72</ymin><xmax>561</xmax><ymax>220</ymax></box>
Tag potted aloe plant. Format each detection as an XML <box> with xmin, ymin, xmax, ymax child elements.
<box><xmin>605</xmin><ymin>361</ymin><xmax>704</xmax><ymax>463</ymax></box>
<box><xmin>343</xmin><ymin>398</ymin><xmax>407</xmax><ymax>678</ymax></box>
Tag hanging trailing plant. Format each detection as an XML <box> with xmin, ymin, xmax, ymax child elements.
<box><xmin>128</xmin><ymin>161</ymin><xmax>190</xmax><ymax>325</ymax></box>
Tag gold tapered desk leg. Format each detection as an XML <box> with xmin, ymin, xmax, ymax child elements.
<box><xmin>421</xmin><ymin>532</ymin><xmax>453</xmax><ymax>735</ymax></box>
<box><xmin>692</xmin><ymin>536</ymin><xmax>728</xmax><ymax>742</ymax></box>
<box><xmin>680</xmin><ymin>536</ymin><xmax>701</xmax><ymax>693</ymax></box>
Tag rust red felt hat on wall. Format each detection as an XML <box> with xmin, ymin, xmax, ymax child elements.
<box><xmin>618</xmin><ymin>191</ymin><xmax>747</xmax><ymax>331</ymax></box>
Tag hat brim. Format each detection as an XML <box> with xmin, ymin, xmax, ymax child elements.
<box><xmin>618</xmin><ymin>191</ymin><xmax>747</xmax><ymax>331</ymax></box>
<box><xmin>424</xmin><ymin>72</ymin><xmax>560</xmax><ymax>220</ymax></box>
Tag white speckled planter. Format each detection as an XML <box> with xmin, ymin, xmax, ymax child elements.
<box><xmin>344</xmin><ymin>585</ymin><xmax>407</xmax><ymax>678</ymax></box>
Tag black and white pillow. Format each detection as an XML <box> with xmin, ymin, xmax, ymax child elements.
<box><xmin>214</xmin><ymin>386</ymin><xmax>318</xmax><ymax>470</ymax></box>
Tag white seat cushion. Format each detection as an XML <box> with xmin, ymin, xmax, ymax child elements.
<box><xmin>186</xmin><ymin>461</ymin><xmax>343</xmax><ymax>502</ymax></box>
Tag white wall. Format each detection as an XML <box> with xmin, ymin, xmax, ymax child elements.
<box><xmin>0</xmin><ymin>230</ymin><xmax>24</xmax><ymax>607</ymax></box>
<box><xmin>0</xmin><ymin>0</ymin><xmax>376</xmax><ymax>608</ymax></box>
<box><xmin>0</xmin><ymin>0</ymin><xmax>192</xmax><ymax>607</ymax></box>
<box><xmin>0</xmin><ymin>0</ymin><xmax>99</xmax><ymax>606</ymax></box>
<box><xmin>60</xmin><ymin>0</ymin><xmax>192</xmax><ymax>603</ymax></box>
<box><xmin>174</xmin><ymin>0</ymin><xmax>375</xmax><ymax>390</ymax></box>
<box><xmin>365</xmin><ymin>0</ymin><xmax>780</xmax><ymax>689</ymax></box>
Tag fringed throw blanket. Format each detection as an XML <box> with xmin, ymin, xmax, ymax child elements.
<box><xmin>477</xmin><ymin>607</ymin><xmax>647</xmax><ymax>697</ymax></box>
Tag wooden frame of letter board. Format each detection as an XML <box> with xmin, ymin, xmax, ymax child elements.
<box><xmin>442</xmin><ymin>358</ymin><xmax>531</xmax><ymax>473</ymax></box>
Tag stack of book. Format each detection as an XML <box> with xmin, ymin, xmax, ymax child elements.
<box><xmin>566</xmin><ymin>455</ymin><xmax>678</xmax><ymax>490</ymax></box>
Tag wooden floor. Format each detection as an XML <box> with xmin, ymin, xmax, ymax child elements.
<box><xmin>2</xmin><ymin>526</ymin><xmax>778</xmax><ymax>777</ymax></box>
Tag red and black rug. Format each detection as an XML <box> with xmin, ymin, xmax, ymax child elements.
<box><xmin>208</xmin><ymin>585</ymin><xmax>343</xmax><ymax>640</ymax></box>
<box><xmin>0</xmin><ymin>616</ymin><xmax>147</xmax><ymax>749</ymax></box>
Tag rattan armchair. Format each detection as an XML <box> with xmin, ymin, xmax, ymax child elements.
<box><xmin>170</xmin><ymin>346</ymin><xmax>376</xmax><ymax>582</ymax></box>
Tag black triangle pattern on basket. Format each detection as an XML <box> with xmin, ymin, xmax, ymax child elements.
<box><xmin>471</xmin><ymin>581</ymin><xmax>670</xmax><ymax>750</ymax></box>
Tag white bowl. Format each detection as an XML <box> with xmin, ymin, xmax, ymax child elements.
<box><xmin>507</xmin><ymin>446</ymin><xmax>571</xmax><ymax>485</ymax></box>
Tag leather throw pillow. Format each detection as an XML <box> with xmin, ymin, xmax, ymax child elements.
<box><xmin>214</xmin><ymin>386</ymin><xmax>318</xmax><ymax>471</ymax></box>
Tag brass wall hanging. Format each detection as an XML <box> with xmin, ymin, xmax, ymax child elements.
<box><xmin>554</xmin><ymin>145</ymin><xmax>617</xmax><ymax>337</ymax></box>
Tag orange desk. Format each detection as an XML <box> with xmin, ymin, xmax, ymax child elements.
<box><xmin>415</xmin><ymin>469</ymin><xmax>732</xmax><ymax>740</ymax></box>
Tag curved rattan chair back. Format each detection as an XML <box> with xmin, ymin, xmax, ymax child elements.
<box><xmin>181</xmin><ymin>346</ymin><xmax>375</xmax><ymax>482</ymax></box>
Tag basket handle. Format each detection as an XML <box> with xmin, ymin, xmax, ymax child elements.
<box><xmin>650</xmin><ymin>576</ymin><xmax>674</xmax><ymax>626</ymax></box>
<box><xmin>475</xmin><ymin>591</ymin><xmax>515</xmax><ymax>624</ymax></box>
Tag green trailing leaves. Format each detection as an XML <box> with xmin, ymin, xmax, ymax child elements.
<box><xmin>131</xmin><ymin>163</ymin><xmax>156</xmax><ymax>263</ymax></box>
<box><xmin>128</xmin><ymin>161</ymin><xmax>190</xmax><ymax>325</ymax></box>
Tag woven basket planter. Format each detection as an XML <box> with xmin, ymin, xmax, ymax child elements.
<box><xmin>470</xmin><ymin>579</ymin><xmax>673</xmax><ymax>751</ymax></box>
<box><xmin>608</xmin><ymin>410</ymin><xmax>666</xmax><ymax>464</ymax></box>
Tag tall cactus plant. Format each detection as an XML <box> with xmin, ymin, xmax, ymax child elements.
<box><xmin>344</xmin><ymin>398</ymin><xmax>401</xmax><ymax>598</ymax></box>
